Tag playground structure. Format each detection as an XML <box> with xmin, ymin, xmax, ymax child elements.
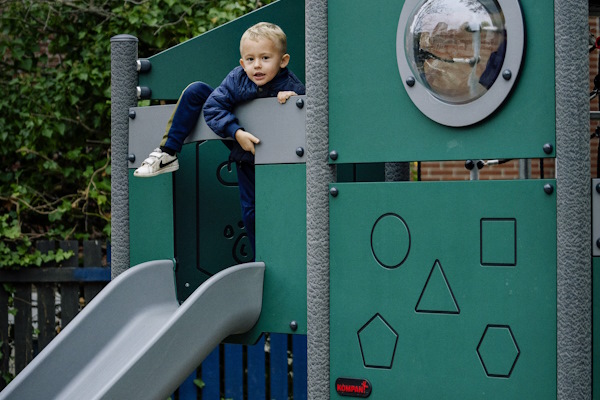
<box><xmin>0</xmin><ymin>0</ymin><xmax>595</xmax><ymax>399</ymax></box>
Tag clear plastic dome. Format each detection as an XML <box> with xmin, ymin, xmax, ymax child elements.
<box><xmin>405</xmin><ymin>0</ymin><xmax>506</xmax><ymax>104</ymax></box>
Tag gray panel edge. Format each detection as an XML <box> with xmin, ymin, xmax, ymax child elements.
<box><xmin>128</xmin><ymin>96</ymin><xmax>306</xmax><ymax>168</ymax></box>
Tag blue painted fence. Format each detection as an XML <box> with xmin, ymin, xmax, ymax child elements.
<box><xmin>176</xmin><ymin>333</ymin><xmax>308</xmax><ymax>400</ymax></box>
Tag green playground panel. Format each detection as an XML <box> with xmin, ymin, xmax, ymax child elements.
<box><xmin>330</xmin><ymin>180</ymin><xmax>556</xmax><ymax>399</ymax></box>
<box><xmin>231</xmin><ymin>163</ymin><xmax>308</xmax><ymax>343</ymax></box>
<box><xmin>595</xmin><ymin>257</ymin><xmax>600</xmax><ymax>400</ymax></box>
<box><xmin>164</xmin><ymin>143</ymin><xmax>307</xmax><ymax>342</ymax></box>
<box><xmin>328</xmin><ymin>0</ymin><xmax>555</xmax><ymax>163</ymax></box>
<box><xmin>139</xmin><ymin>0</ymin><xmax>306</xmax><ymax>100</ymax></box>
<box><xmin>173</xmin><ymin>141</ymin><xmax>252</xmax><ymax>302</ymax></box>
<box><xmin>129</xmin><ymin>170</ymin><xmax>174</xmax><ymax>267</ymax></box>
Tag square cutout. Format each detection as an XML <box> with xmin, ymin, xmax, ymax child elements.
<box><xmin>480</xmin><ymin>218</ymin><xmax>517</xmax><ymax>266</ymax></box>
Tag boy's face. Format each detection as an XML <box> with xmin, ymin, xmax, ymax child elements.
<box><xmin>240</xmin><ymin>37</ymin><xmax>290</xmax><ymax>87</ymax></box>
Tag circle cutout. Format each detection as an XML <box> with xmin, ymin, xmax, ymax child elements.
<box><xmin>371</xmin><ymin>213</ymin><xmax>411</xmax><ymax>269</ymax></box>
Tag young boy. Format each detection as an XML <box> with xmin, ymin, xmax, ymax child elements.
<box><xmin>134</xmin><ymin>22</ymin><xmax>306</xmax><ymax>254</ymax></box>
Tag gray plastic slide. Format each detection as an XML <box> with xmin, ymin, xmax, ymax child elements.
<box><xmin>0</xmin><ymin>260</ymin><xmax>265</xmax><ymax>400</ymax></box>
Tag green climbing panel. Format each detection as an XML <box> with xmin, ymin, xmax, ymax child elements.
<box><xmin>594</xmin><ymin>256</ymin><xmax>600</xmax><ymax>400</ymax></box>
<box><xmin>173</xmin><ymin>141</ymin><xmax>252</xmax><ymax>302</ymax></box>
<box><xmin>231</xmin><ymin>163</ymin><xmax>307</xmax><ymax>343</ymax></box>
<box><xmin>328</xmin><ymin>0</ymin><xmax>555</xmax><ymax>163</ymax></box>
<box><xmin>129</xmin><ymin>171</ymin><xmax>174</xmax><ymax>267</ymax></box>
<box><xmin>330</xmin><ymin>179</ymin><xmax>556</xmax><ymax>399</ymax></box>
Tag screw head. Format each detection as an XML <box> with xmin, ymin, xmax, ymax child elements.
<box><xmin>465</xmin><ymin>160</ymin><xmax>475</xmax><ymax>170</ymax></box>
<box><xmin>330</xmin><ymin>187</ymin><xmax>339</xmax><ymax>197</ymax></box>
<box><xmin>543</xmin><ymin>143</ymin><xmax>554</xmax><ymax>154</ymax></box>
<box><xmin>296</xmin><ymin>98</ymin><xmax>304</xmax><ymax>109</ymax></box>
<box><xmin>406</xmin><ymin>76</ymin><xmax>416</xmax><ymax>87</ymax></box>
<box><xmin>502</xmin><ymin>69</ymin><xmax>512</xmax><ymax>80</ymax></box>
<box><xmin>329</xmin><ymin>150</ymin><xmax>338</xmax><ymax>161</ymax></box>
<box><xmin>290</xmin><ymin>321</ymin><xmax>298</xmax><ymax>331</ymax></box>
<box><xmin>596</xmin><ymin>183</ymin><xmax>600</xmax><ymax>194</ymax></box>
<box><xmin>128</xmin><ymin>110</ymin><xmax>136</xmax><ymax>119</ymax></box>
<box><xmin>296</xmin><ymin>147</ymin><xmax>305</xmax><ymax>157</ymax></box>
<box><xmin>596</xmin><ymin>238</ymin><xmax>600</xmax><ymax>249</ymax></box>
<box><xmin>127</xmin><ymin>154</ymin><xmax>136</xmax><ymax>162</ymax></box>
<box><xmin>543</xmin><ymin>183</ymin><xmax>554</xmax><ymax>195</ymax></box>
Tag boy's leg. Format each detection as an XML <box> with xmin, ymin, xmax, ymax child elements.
<box><xmin>235</xmin><ymin>162</ymin><xmax>256</xmax><ymax>258</ymax></box>
<box><xmin>134</xmin><ymin>82</ymin><xmax>214</xmax><ymax>178</ymax></box>
<box><xmin>160</xmin><ymin>82</ymin><xmax>214</xmax><ymax>153</ymax></box>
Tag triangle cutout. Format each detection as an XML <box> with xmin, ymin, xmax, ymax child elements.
<box><xmin>415</xmin><ymin>260</ymin><xmax>460</xmax><ymax>314</ymax></box>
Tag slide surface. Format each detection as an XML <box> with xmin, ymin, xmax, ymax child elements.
<box><xmin>0</xmin><ymin>260</ymin><xmax>265</xmax><ymax>400</ymax></box>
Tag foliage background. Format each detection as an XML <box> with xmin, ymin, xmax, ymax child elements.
<box><xmin>0</xmin><ymin>0</ymin><xmax>273</xmax><ymax>267</ymax></box>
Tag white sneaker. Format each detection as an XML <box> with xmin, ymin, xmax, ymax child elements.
<box><xmin>133</xmin><ymin>148</ymin><xmax>179</xmax><ymax>177</ymax></box>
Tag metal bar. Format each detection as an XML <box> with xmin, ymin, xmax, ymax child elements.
<box><xmin>0</xmin><ymin>268</ymin><xmax>110</xmax><ymax>283</ymax></box>
<box><xmin>110</xmin><ymin>34</ymin><xmax>138</xmax><ymax>278</ymax></box>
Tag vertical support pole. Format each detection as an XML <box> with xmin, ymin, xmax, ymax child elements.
<box><xmin>555</xmin><ymin>0</ymin><xmax>591</xmax><ymax>398</ymax></box>
<box><xmin>306</xmin><ymin>1</ymin><xmax>333</xmax><ymax>399</ymax></box>
<box><xmin>385</xmin><ymin>162</ymin><xmax>410</xmax><ymax>182</ymax></box>
<box><xmin>518</xmin><ymin>159</ymin><xmax>531</xmax><ymax>179</ymax></box>
<box><xmin>110</xmin><ymin>34</ymin><xmax>138</xmax><ymax>278</ymax></box>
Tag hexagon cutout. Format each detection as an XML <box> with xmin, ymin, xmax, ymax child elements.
<box><xmin>357</xmin><ymin>313</ymin><xmax>398</xmax><ymax>369</ymax></box>
<box><xmin>477</xmin><ymin>324</ymin><xmax>520</xmax><ymax>378</ymax></box>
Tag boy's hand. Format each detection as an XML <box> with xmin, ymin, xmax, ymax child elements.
<box><xmin>277</xmin><ymin>91</ymin><xmax>298</xmax><ymax>104</ymax></box>
<box><xmin>235</xmin><ymin>129</ymin><xmax>260</xmax><ymax>155</ymax></box>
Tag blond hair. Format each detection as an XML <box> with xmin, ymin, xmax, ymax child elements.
<box><xmin>240</xmin><ymin>22</ymin><xmax>287</xmax><ymax>54</ymax></box>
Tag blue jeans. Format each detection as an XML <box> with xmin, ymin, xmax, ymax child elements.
<box><xmin>236</xmin><ymin>162</ymin><xmax>256</xmax><ymax>256</ymax></box>
<box><xmin>160</xmin><ymin>82</ymin><xmax>214</xmax><ymax>153</ymax></box>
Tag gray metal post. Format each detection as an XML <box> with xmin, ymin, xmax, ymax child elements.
<box><xmin>555</xmin><ymin>0</ymin><xmax>591</xmax><ymax>398</ymax></box>
<box><xmin>306</xmin><ymin>1</ymin><xmax>333</xmax><ymax>399</ymax></box>
<box><xmin>385</xmin><ymin>162</ymin><xmax>410</xmax><ymax>182</ymax></box>
<box><xmin>110</xmin><ymin>35</ymin><xmax>138</xmax><ymax>278</ymax></box>
<box><xmin>518</xmin><ymin>159</ymin><xmax>531</xmax><ymax>179</ymax></box>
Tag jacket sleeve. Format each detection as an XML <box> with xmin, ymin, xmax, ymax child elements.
<box><xmin>203</xmin><ymin>71</ymin><xmax>244</xmax><ymax>139</ymax></box>
<box><xmin>288</xmin><ymin>70</ymin><xmax>306</xmax><ymax>95</ymax></box>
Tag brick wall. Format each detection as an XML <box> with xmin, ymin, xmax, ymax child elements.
<box><xmin>418</xmin><ymin>159</ymin><xmax>554</xmax><ymax>181</ymax></box>
<box><xmin>416</xmin><ymin>17</ymin><xmax>600</xmax><ymax>181</ymax></box>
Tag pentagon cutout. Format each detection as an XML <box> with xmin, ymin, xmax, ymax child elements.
<box><xmin>357</xmin><ymin>314</ymin><xmax>399</xmax><ymax>369</ymax></box>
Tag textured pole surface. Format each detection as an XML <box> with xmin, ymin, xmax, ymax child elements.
<box><xmin>555</xmin><ymin>0</ymin><xmax>591</xmax><ymax>398</ymax></box>
<box><xmin>110</xmin><ymin>35</ymin><xmax>138</xmax><ymax>278</ymax></box>
<box><xmin>306</xmin><ymin>1</ymin><xmax>333</xmax><ymax>399</ymax></box>
<box><xmin>385</xmin><ymin>162</ymin><xmax>410</xmax><ymax>182</ymax></box>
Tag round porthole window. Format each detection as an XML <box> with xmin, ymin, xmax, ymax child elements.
<box><xmin>396</xmin><ymin>0</ymin><xmax>524</xmax><ymax>127</ymax></box>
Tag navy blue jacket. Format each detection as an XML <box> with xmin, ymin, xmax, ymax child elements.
<box><xmin>203</xmin><ymin>66</ymin><xmax>305</xmax><ymax>163</ymax></box>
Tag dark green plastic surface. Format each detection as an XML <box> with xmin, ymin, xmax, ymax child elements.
<box><xmin>328</xmin><ymin>0</ymin><xmax>555</xmax><ymax>163</ymax></box>
<box><xmin>231</xmin><ymin>163</ymin><xmax>307</xmax><ymax>343</ymax></box>
<box><xmin>594</xmin><ymin>256</ymin><xmax>600</xmax><ymax>400</ymax></box>
<box><xmin>173</xmin><ymin>141</ymin><xmax>251</xmax><ymax>302</ymax></box>
<box><xmin>129</xmin><ymin>171</ymin><xmax>174</xmax><ymax>267</ymax></box>
<box><xmin>330</xmin><ymin>180</ymin><xmax>556</xmax><ymax>399</ymax></box>
<box><xmin>139</xmin><ymin>0</ymin><xmax>305</xmax><ymax>100</ymax></box>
